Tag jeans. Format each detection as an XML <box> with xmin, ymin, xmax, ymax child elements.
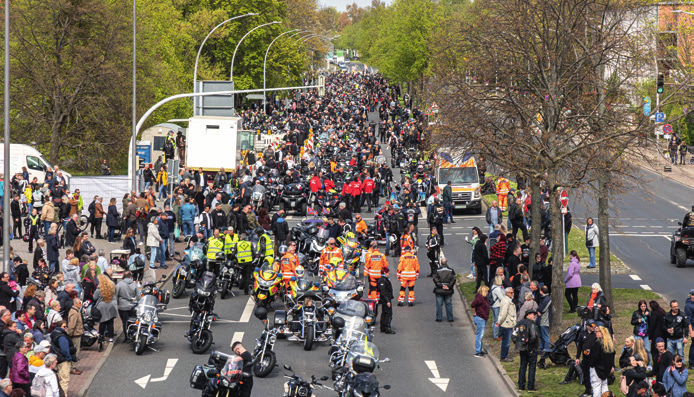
<box><xmin>473</xmin><ymin>316</ymin><xmax>487</xmax><ymax>354</ymax></box>
<box><xmin>108</xmin><ymin>226</ymin><xmax>116</xmax><ymax>242</ymax></box>
<box><xmin>667</xmin><ymin>339</ymin><xmax>684</xmax><ymax>357</ymax></box>
<box><xmin>169</xmin><ymin>232</ymin><xmax>175</xmax><ymax>256</ymax></box>
<box><xmin>491</xmin><ymin>307</ymin><xmax>500</xmax><ymax>338</ymax></box>
<box><xmin>540</xmin><ymin>326</ymin><xmax>550</xmax><ymax>351</ymax></box>
<box><xmin>43</xmin><ymin>221</ymin><xmax>51</xmax><ymax>237</ymax></box>
<box><xmin>149</xmin><ymin>246</ymin><xmax>158</xmax><ymax>268</ymax></box>
<box><xmin>385</xmin><ymin>232</ymin><xmax>391</xmax><ymax>252</ymax></box>
<box><xmin>635</xmin><ymin>335</ymin><xmax>651</xmax><ymax>365</ymax></box>
<box><xmin>519</xmin><ymin>350</ymin><xmax>537</xmax><ymax>390</ymax></box>
<box><xmin>182</xmin><ymin>220</ymin><xmax>194</xmax><ymax>237</ymax></box>
<box><xmin>436</xmin><ymin>294</ymin><xmax>453</xmax><ymax>322</ymax></box>
<box><xmin>443</xmin><ymin>202</ymin><xmax>452</xmax><ymax>222</ymax></box>
<box><xmin>500</xmin><ymin>327</ymin><xmax>513</xmax><ymax>359</ymax></box>
<box><xmin>488</xmin><ymin>223</ymin><xmax>495</xmax><ymax>236</ymax></box>
<box><xmin>158</xmin><ymin>185</ymin><xmax>168</xmax><ymax>200</ymax></box>
<box><xmin>159</xmin><ymin>241</ymin><xmax>167</xmax><ymax>263</ymax></box>
<box><xmin>587</xmin><ymin>246</ymin><xmax>596</xmax><ymax>267</ymax></box>
<box><xmin>49</xmin><ymin>261</ymin><xmax>58</xmax><ymax>273</ymax></box>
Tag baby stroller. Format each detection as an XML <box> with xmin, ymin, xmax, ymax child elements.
<box><xmin>80</xmin><ymin>300</ymin><xmax>105</xmax><ymax>352</ymax></box>
<box><xmin>538</xmin><ymin>306</ymin><xmax>591</xmax><ymax>369</ymax></box>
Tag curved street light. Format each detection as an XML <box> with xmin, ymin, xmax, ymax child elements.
<box><xmin>264</xmin><ymin>29</ymin><xmax>299</xmax><ymax>113</ymax></box>
<box><xmin>193</xmin><ymin>13</ymin><xmax>258</xmax><ymax>93</ymax></box>
<box><xmin>230</xmin><ymin>21</ymin><xmax>281</xmax><ymax>82</ymax></box>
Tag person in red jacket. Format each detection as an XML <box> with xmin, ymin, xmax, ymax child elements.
<box><xmin>342</xmin><ymin>179</ymin><xmax>353</xmax><ymax>213</ymax></box>
<box><xmin>309</xmin><ymin>172</ymin><xmax>322</xmax><ymax>207</ymax></box>
<box><xmin>324</xmin><ymin>177</ymin><xmax>335</xmax><ymax>192</ymax></box>
<box><xmin>350</xmin><ymin>178</ymin><xmax>362</xmax><ymax>213</ymax></box>
<box><xmin>363</xmin><ymin>176</ymin><xmax>376</xmax><ymax>212</ymax></box>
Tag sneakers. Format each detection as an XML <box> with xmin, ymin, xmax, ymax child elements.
<box><xmin>138</xmin><ymin>242</ymin><xmax>143</xmax><ymax>246</ymax></box>
<box><xmin>501</xmin><ymin>358</ymin><xmax>513</xmax><ymax>363</ymax></box>
<box><xmin>558</xmin><ymin>380</ymin><xmax>571</xmax><ymax>385</ymax></box>
<box><xmin>466</xmin><ymin>274</ymin><xmax>474</xmax><ymax>279</ymax></box>
<box><xmin>474</xmin><ymin>353</ymin><xmax>485</xmax><ymax>358</ymax></box>
<box><xmin>160</xmin><ymin>264</ymin><xmax>169</xmax><ymax>269</ymax></box>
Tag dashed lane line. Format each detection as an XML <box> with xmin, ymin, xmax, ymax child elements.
<box><xmin>629</xmin><ymin>275</ymin><xmax>642</xmax><ymax>281</ymax></box>
<box><xmin>640</xmin><ymin>285</ymin><xmax>652</xmax><ymax>290</ymax></box>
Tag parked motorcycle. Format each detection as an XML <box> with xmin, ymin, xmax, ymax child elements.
<box><xmin>282</xmin><ymin>365</ymin><xmax>331</xmax><ymax>397</ymax></box>
<box><xmin>80</xmin><ymin>300</ymin><xmax>104</xmax><ymax>352</ymax></box>
<box><xmin>190</xmin><ymin>351</ymin><xmax>251</xmax><ymax>397</ymax></box>
<box><xmin>172</xmin><ymin>243</ymin><xmax>207</xmax><ymax>299</ymax></box>
<box><xmin>187</xmin><ymin>271</ymin><xmax>218</xmax><ymax>354</ymax></box>
<box><xmin>324</xmin><ymin>269</ymin><xmax>365</xmax><ymax>305</ymax></box>
<box><xmin>251</xmin><ymin>307</ymin><xmax>279</xmax><ymax>378</ymax></box>
<box><xmin>218</xmin><ymin>257</ymin><xmax>236</xmax><ymax>300</ymax></box>
<box><xmin>280</xmin><ymin>182</ymin><xmax>309</xmax><ymax>216</ymax></box>
<box><xmin>125</xmin><ymin>276</ymin><xmax>169</xmax><ymax>355</ymax></box>
<box><xmin>252</xmin><ymin>261</ymin><xmax>282</xmax><ymax>308</ymax></box>
<box><xmin>283</xmin><ymin>293</ymin><xmax>331</xmax><ymax>351</ymax></box>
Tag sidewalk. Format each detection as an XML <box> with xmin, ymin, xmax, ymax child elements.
<box><xmin>5</xmin><ymin>232</ymin><xmax>182</xmax><ymax>397</ymax></box>
<box><xmin>634</xmin><ymin>142</ymin><xmax>694</xmax><ymax>189</ymax></box>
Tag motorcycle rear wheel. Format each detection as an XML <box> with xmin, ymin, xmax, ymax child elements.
<box><xmin>172</xmin><ymin>278</ymin><xmax>185</xmax><ymax>299</ymax></box>
<box><xmin>191</xmin><ymin>329</ymin><xmax>214</xmax><ymax>354</ymax></box>
<box><xmin>253</xmin><ymin>350</ymin><xmax>276</xmax><ymax>378</ymax></box>
<box><xmin>220</xmin><ymin>280</ymin><xmax>229</xmax><ymax>299</ymax></box>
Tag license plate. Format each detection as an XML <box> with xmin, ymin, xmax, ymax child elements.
<box><xmin>455</xmin><ymin>204</ymin><xmax>467</xmax><ymax>209</ymax></box>
<box><xmin>291</xmin><ymin>201</ymin><xmax>295</xmax><ymax>207</ymax></box>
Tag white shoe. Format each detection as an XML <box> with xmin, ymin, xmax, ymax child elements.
<box><xmin>467</xmin><ymin>274</ymin><xmax>474</xmax><ymax>279</ymax></box>
<box><xmin>138</xmin><ymin>242</ymin><xmax>143</xmax><ymax>246</ymax></box>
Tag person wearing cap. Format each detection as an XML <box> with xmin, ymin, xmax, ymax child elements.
<box><xmin>682</xmin><ymin>205</ymin><xmax>694</xmax><ymax>228</ymax></box>
<box><xmin>515</xmin><ymin>309</ymin><xmax>540</xmax><ymax>391</ymax></box>
<box><xmin>647</xmin><ymin>337</ymin><xmax>674</xmax><ymax>383</ymax></box>
<box><xmin>28</xmin><ymin>343</ymin><xmax>49</xmax><ymax>380</ymax></box>
<box><xmin>560</xmin><ymin>319</ymin><xmax>597</xmax><ymax>393</ymax></box>
<box><xmin>685</xmin><ymin>290</ymin><xmax>694</xmax><ymax>369</ymax></box>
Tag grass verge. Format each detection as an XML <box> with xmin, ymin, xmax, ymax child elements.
<box><xmin>564</xmin><ymin>228</ymin><xmax>621</xmax><ymax>265</ymax></box>
<box><xmin>457</xmin><ymin>276</ymin><xmax>674</xmax><ymax>397</ymax></box>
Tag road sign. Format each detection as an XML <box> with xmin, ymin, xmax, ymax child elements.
<box><xmin>644</xmin><ymin>97</ymin><xmax>650</xmax><ymax>104</ymax></box>
<box><xmin>560</xmin><ymin>190</ymin><xmax>569</xmax><ymax>207</ymax></box>
<box><xmin>663</xmin><ymin>124</ymin><xmax>673</xmax><ymax>134</ymax></box>
<box><xmin>643</xmin><ymin>101</ymin><xmax>651</xmax><ymax>116</ymax></box>
<box><xmin>655</xmin><ymin>112</ymin><xmax>665</xmax><ymax>123</ymax></box>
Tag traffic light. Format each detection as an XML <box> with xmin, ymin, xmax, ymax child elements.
<box><xmin>657</xmin><ymin>73</ymin><xmax>664</xmax><ymax>94</ymax></box>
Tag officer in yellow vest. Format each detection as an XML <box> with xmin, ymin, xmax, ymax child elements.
<box><xmin>206</xmin><ymin>228</ymin><xmax>225</xmax><ymax>275</ymax></box>
<box><xmin>235</xmin><ymin>233</ymin><xmax>255</xmax><ymax>295</ymax></box>
<box><xmin>27</xmin><ymin>207</ymin><xmax>40</xmax><ymax>253</ymax></box>
<box><xmin>224</xmin><ymin>226</ymin><xmax>239</xmax><ymax>256</ymax></box>
<box><xmin>254</xmin><ymin>227</ymin><xmax>274</xmax><ymax>264</ymax></box>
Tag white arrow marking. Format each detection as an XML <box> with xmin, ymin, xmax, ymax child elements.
<box><xmin>150</xmin><ymin>358</ymin><xmax>178</xmax><ymax>382</ymax></box>
<box><xmin>425</xmin><ymin>360</ymin><xmax>449</xmax><ymax>392</ymax></box>
<box><xmin>231</xmin><ymin>332</ymin><xmax>244</xmax><ymax>346</ymax></box>
<box><xmin>429</xmin><ymin>378</ymin><xmax>450</xmax><ymax>392</ymax></box>
<box><xmin>134</xmin><ymin>374</ymin><xmax>151</xmax><ymax>389</ymax></box>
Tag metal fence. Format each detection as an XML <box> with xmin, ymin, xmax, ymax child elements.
<box><xmin>70</xmin><ymin>175</ymin><xmax>130</xmax><ymax>214</ymax></box>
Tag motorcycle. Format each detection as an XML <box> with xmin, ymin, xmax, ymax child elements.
<box><xmin>282</xmin><ymin>365</ymin><xmax>331</xmax><ymax>397</ymax></box>
<box><xmin>190</xmin><ymin>351</ymin><xmax>251</xmax><ymax>397</ymax></box>
<box><xmin>307</xmin><ymin>227</ymin><xmax>329</xmax><ymax>274</ymax></box>
<box><xmin>125</xmin><ymin>275</ymin><xmax>169</xmax><ymax>355</ymax></box>
<box><xmin>283</xmin><ymin>293</ymin><xmax>331</xmax><ymax>351</ymax></box>
<box><xmin>251</xmin><ymin>307</ymin><xmax>279</xmax><ymax>378</ymax></box>
<box><xmin>80</xmin><ymin>300</ymin><xmax>104</xmax><ymax>352</ymax></box>
<box><xmin>338</xmin><ymin>236</ymin><xmax>363</xmax><ymax>274</ymax></box>
<box><xmin>250</xmin><ymin>188</ymin><xmax>267</xmax><ymax>212</ymax></box>
<box><xmin>286</xmin><ymin>273</ymin><xmax>322</xmax><ymax>305</ymax></box>
<box><xmin>252</xmin><ymin>261</ymin><xmax>282</xmax><ymax>308</ymax></box>
<box><xmin>280</xmin><ymin>182</ymin><xmax>309</xmax><ymax>216</ymax></box>
<box><xmin>187</xmin><ymin>271</ymin><xmax>218</xmax><ymax>354</ymax></box>
<box><xmin>218</xmin><ymin>254</ymin><xmax>240</xmax><ymax>299</ymax></box>
<box><xmin>324</xmin><ymin>269</ymin><xmax>365</xmax><ymax>304</ymax></box>
<box><xmin>172</xmin><ymin>242</ymin><xmax>207</xmax><ymax>299</ymax></box>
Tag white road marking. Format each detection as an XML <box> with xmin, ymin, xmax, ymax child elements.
<box><xmin>231</xmin><ymin>332</ymin><xmax>244</xmax><ymax>346</ymax></box>
<box><xmin>151</xmin><ymin>358</ymin><xmax>178</xmax><ymax>382</ymax></box>
<box><xmin>135</xmin><ymin>375</ymin><xmax>150</xmax><ymax>389</ymax></box>
<box><xmin>632</xmin><ymin>226</ymin><xmax>646</xmax><ymax>228</ymax></box>
<box><xmin>630</xmin><ymin>275</ymin><xmax>641</xmax><ymax>281</ymax></box>
<box><xmin>425</xmin><ymin>360</ymin><xmax>440</xmax><ymax>378</ymax></box>
<box><xmin>640</xmin><ymin>285</ymin><xmax>652</xmax><ymax>290</ymax></box>
<box><xmin>239</xmin><ymin>297</ymin><xmax>255</xmax><ymax>323</ymax></box>
<box><xmin>664</xmin><ymin>236</ymin><xmax>672</xmax><ymax>241</ymax></box>
<box><xmin>610</xmin><ymin>234</ymin><xmax>672</xmax><ymax>237</ymax></box>
<box><xmin>661</xmin><ymin>197</ymin><xmax>689</xmax><ymax>211</ymax></box>
<box><xmin>425</xmin><ymin>360</ymin><xmax>450</xmax><ymax>392</ymax></box>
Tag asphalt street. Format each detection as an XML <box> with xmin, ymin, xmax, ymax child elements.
<box><xmin>87</xmin><ymin>83</ymin><xmax>507</xmax><ymax>397</ymax></box>
<box><xmin>572</xmin><ymin>168</ymin><xmax>694</xmax><ymax>301</ymax></box>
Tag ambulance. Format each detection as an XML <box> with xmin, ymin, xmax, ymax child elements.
<box><xmin>436</xmin><ymin>148</ymin><xmax>482</xmax><ymax>214</ymax></box>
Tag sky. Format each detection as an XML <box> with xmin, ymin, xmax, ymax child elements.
<box><xmin>318</xmin><ymin>0</ymin><xmax>389</xmax><ymax>12</ymax></box>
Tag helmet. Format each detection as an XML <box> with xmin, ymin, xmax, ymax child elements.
<box><xmin>329</xmin><ymin>257</ymin><xmax>342</xmax><ymax>268</ymax></box>
<box><xmin>345</xmin><ymin>232</ymin><xmax>355</xmax><ymax>239</ymax></box>
<box><xmin>295</xmin><ymin>266</ymin><xmax>305</xmax><ymax>277</ymax></box>
<box><xmin>279</xmin><ymin>245</ymin><xmax>288</xmax><ymax>255</ymax></box>
<box><xmin>254</xmin><ymin>227</ymin><xmax>265</xmax><ymax>236</ymax></box>
<box><xmin>417</xmin><ymin>165</ymin><xmax>423</xmax><ymax>172</ymax></box>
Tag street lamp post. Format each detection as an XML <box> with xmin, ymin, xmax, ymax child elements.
<box><xmin>263</xmin><ymin>29</ymin><xmax>298</xmax><ymax>114</ymax></box>
<box><xmin>230</xmin><ymin>21</ymin><xmax>280</xmax><ymax>83</ymax></box>
<box><xmin>130</xmin><ymin>0</ymin><xmax>137</xmax><ymax>194</ymax></box>
<box><xmin>193</xmin><ymin>12</ymin><xmax>257</xmax><ymax>114</ymax></box>
<box><xmin>3</xmin><ymin>0</ymin><xmax>10</xmax><ymax>270</ymax></box>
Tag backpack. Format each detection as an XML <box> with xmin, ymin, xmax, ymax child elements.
<box><xmin>434</xmin><ymin>206</ymin><xmax>444</xmax><ymax>223</ymax></box>
<box><xmin>488</xmin><ymin>285</ymin><xmax>499</xmax><ymax>306</ymax></box>
<box><xmin>30</xmin><ymin>372</ymin><xmax>47</xmax><ymax>397</ymax></box>
<box><xmin>130</xmin><ymin>255</ymin><xmax>145</xmax><ymax>271</ymax></box>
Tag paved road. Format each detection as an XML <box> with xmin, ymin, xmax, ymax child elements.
<box><xmin>572</xmin><ymin>168</ymin><xmax>693</xmax><ymax>300</ymax></box>
<box><xmin>88</xmin><ymin>101</ymin><xmax>507</xmax><ymax>396</ymax></box>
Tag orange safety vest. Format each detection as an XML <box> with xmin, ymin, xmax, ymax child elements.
<box><xmin>496</xmin><ymin>178</ymin><xmax>510</xmax><ymax>195</ymax></box>
<box><xmin>364</xmin><ymin>250</ymin><xmax>387</xmax><ymax>279</ymax></box>
<box><xmin>397</xmin><ymin>252</ymin><xmax>420</xmax><ymax>280</ymax></box>
<box><xmin>319</xmin><ymin>247</ymin><xmax>343</xmax><ymax>273</ymax></box>
<box><xmin>400</xmin><ymin>233</ymin><xmax>414</xmax><ymax>252</ymax></box>
<box><xmin>355</xmin><ymin>220</ymin><xmax>367</xmax><ymax>235</ymax></box>
<box><xmin>281</xmin><ymin>252</ymin><xmax>300</xmax><ymax>281</ymax></box>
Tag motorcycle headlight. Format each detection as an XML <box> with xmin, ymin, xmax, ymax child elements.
<box><xmin>142</xmin><ymin>312</ymin><xmax>153</xmax><ymax>323</ymax></box>
<box><xmin>197</xmin><ymin>289</ymin><xmax>211</xmax><ymax>297</ymax></box>
<box><xmin>298</xmin><ymin>386</ymin><xmax>309</xmax><ymax>396</ymax></box>
<box><xmin>222</xmin><ymin>267</ymin><xmax>229</xmax><ymax>273</ymax></box>
<box><xmin>221</xmin><ymin>379</ymin><xmax>229</xmax><ymax>387</ymax></box>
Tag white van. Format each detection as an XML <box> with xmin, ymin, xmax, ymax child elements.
<box><xmin>0</xmin><ymin>144</ymin><xmax>71</xmax><ymax>185</ymax></box>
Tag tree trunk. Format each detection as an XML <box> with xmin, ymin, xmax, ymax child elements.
<box><xmin>548</xmin><ymin>170</ymin><xmax>565</xmax><ymax>334</ymax></box>
<box><xmin>597</xmin><ymin>169</ymin><xmax>613</xmax><ymax>309</ymax></box>
<box><xmin>528</xmin><ymin>177</ymin><xmax>542</xmax><ymax>280</ymax></box>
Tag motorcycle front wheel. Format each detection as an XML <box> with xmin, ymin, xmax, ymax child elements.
<box><xmin>191</xmin><ymin>329</ymin><xmax>214</xmax><ymax>354</ymax></box>
<box><xmin>220</xmin><ymin>280</ymin><xmax>230</xmax><ymax>299</ymax></box>
<box><xmin>172</xmin><ymin>278</ymin><xmax>186</xmax><ymax>299</ymax></box>
<box><xmin>303</xmin><ymin>325</ymin><xmax>314</xmax><ymax>351</ymax></box>
<box><xmin>135</xmin><ymin>337</ymin><xmax>146</xmax><ymax>355</ymax></box>
<box><xmin>253</xmin><ymin>350</ymin><xmax>276</xmax><ymax>378</ymax></box>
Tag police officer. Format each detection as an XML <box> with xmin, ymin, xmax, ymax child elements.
<box><xmin>223</xmin><ymin>227</ymin><xmax>239</xmax><ymax>257</ymax></box>
<box><xmin>377</xmin><ymin>267</ymin><xmax>396</xmax><ymax>334</ymax></box>
<box><xmin>425</xmin><ymin>226</ymin><xmax>442</xmax><ymax>277</ymax></box>
<box><xmin>206</xmin><ymin>228</ymin><xmax>225</xmax><ymax>275</ymax></box>
<box><xmin>235</xmin><ymin>233</ymin><xmax>255</xmax><ymax>294</ymax></box>
<box><xmin>255</xmin><ymin>227</ymin><xmax>274</xmax><ymax>264</ymax></box>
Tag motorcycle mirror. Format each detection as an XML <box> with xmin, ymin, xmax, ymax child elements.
<box><xmin>320</xmin><ymin>376</ymin><xmax>329</xmax><ymax>381</ymax></box>
<box><xmin>381</xmin><ymin>358</ymin><xmax>391</xmax><ymax>363</ymax></box>
<box><xmin>284</xmin><ymin>364</ymin><xmax>292</xmax><ymax>371</ymax></box>
<box><xmin>383</xmin><ymin>385</ymin><xmax>392</xmax><ymax>390</ymax></box>
<box><xmin>678</xmin><ymin>222</ymin><xmax>683</xmax><ymax>226</ymax></box>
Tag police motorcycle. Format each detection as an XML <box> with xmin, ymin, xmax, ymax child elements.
<box><xmin>172</xmin><ymin>240</ymin><xmax>207</xmax><ymax>299</ymax></box>
<box><xmin>186</xmin><ymin>271</ymin><xmax>218</xmax><ymax>354</ymax></box>
<box><xmin>252</xmin><ymin>260</ymin><xmax>283</xmax><ymax>308</ymax></box>
<box><xmin>190</xmin><ymin>350</ymin><xmax>255</xmax><ymax>397</ymax></box>
<box><xmin>338</xmin><ymin>233</ymin><xmax>363</xmax><ymax>275</ymax></box>
<box><xmin>218</xmin><ymin>251</ymin><xmax>237</xmax><ymax>300</ymax></box>
<box><xmin>286</xmin><ymin>269</ymin><xmax>322</xmax><ymax>305</ymax></box>
<box><xmin>282</xmin><ymin>365</ymin><xmax>332</xmax><ymax>397</ymax></box>
<box><xmin>324</xmin><ymin>266</ymin><xmax>365</xmax><ymax>305</ymax></box>
<box><xmin>250</xmin><ymin>307</ymin><xmax>280</xmax><ymax>378</ymax></box>
<box><xmin>125</xmin><ymin>275</ymin><xmax>169</xmax><ymax>355</ymax></box>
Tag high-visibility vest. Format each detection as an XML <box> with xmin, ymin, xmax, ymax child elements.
<box><xmin>364</xmin><ymin>250</ymin><xmax>387</xmax><ymax>279</ymax></box>
<box><xmin>224</xmin><ymin>233</ymin><xmax>239</xmax><ymax>254</ymax></box>
<box><xmin>29</xmin><ymin>214</ymin><xmax>40</xmax><ymax>226</ymax></box>
<box><xmin>400</xmin><ymin>234</ymin><xmax>414</xmax><ymax>252</ymax></box>
<box><xmin>206</xmin><ymin>237</ymin><xmax>224</xmax><ymax>260</ymax></box>
<box><xmin>236</xmin><ymin>240</ymin><xmax>254</xmax><ymax>263</ymax></box>
<box><xmin>260</xmin><ymin>233</ymin><xmax>273</xmax><ymax>258</ymax></box>
<box><xmin>355</xmin><ymin>220</ymin><xmax>367</xmax><ymax>235</ymax></box>
<box><xmin>397</xmin><ymin>253</ymin><xmax>420</xmax><ymax>280</ymax></box>
<box><xmin>281</xmin><ymin>253</ymin><xmax>300</xmax><ymax>280</ymax></box>
<box><xmin>497</xmin><ymin>178</ymin><xmax>510</xmax><ymax>195</ymax></box>
<box><xmin>319</xmin><ymin>247</ymin><xmax>343</xmax><ymax>273</ymax></box>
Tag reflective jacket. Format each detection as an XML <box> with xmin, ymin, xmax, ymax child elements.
<box><xmin>224</xmin><ymin>233</ymin><xmax>239</xmax><ymax>254</ymax></box>
<box><xmin>400</xmin><ymin>233</ymin><xmax>414</xmax><ymax>253</ymax></box>
<box><xmin>206</xmin><ymin>237</ymin><xmax>224</xmax><ymax>261</ymax></box>
<box><xmin>259</xmin><ymin>233</ymin><xmax>273</xmax><ymax>259</ymax></box>
<box><xmin>319</xmin><ymin>247</ymin><xmax>343</xmax><ymax>274</ymax></box>
<box><xmin>281</xmin><ymin>252</ymin><xmax>300</xmax><ymax>281</ymax></box>
<box><xmin>364</xmin><ymin>250</ymin><xmax>387</xmax><ymax>279</ymax></box>
<box><xmin>396</xmin><ymin>252</ymin><xmax>419</xmax><ymax>280</ymax></box>
<box><xmin>236</xmin><ymin>240</ymin><xmax>254</xmax><ymax>263</ymax></box>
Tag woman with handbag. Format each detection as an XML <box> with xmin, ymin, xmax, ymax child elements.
<box><xmin>620</xmin><ymin>355</ymin><xmax>646</xmax><ymax>397</ymax></box>
<box><xmin>662</xmin><ymin>354</ymin><xmax>689</xmax><ymax>397</ymax></box>
<box><xmin>584</xmin><ymin>217</ymin><xmax>599</xmax><ymax>269</ymax></box>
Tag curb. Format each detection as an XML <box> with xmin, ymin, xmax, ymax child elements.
<box><xmin>456</xmin><ymin>281</ymin><xmax>519</xmax><ymax>397</ymax></box>
<box><xmin>77</xmin><ymin>265</ymin><xmax>178</xmax><ymax>397</ymax></box>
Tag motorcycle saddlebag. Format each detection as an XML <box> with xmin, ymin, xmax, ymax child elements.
<box><xmin>352</xmin><ymin>355</ymin><xmax>376</xmax><ymax>374</ymax></box>
<box><xmin>274</xmin><ymin>310</ymin><xmax>287</xmax><ymax>327</ymax></box>
<box><xmin>189</xmin><ymin>364</ymin><xmax>207</xmax><ymax>390</ymax></box>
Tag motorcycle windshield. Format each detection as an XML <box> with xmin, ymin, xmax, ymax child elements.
<box><xmin>316</xmin><ymin>228</ymin><xmax>329</xmax><ymax>240</ymax></box>
<box><xmin>337</xmin><ymin>300</ymin><xmax>368</xmax><ymax>318</ymax></box>
<box><xmin>135</xmin><ymin>295</ymin><xmax>158</xmax><ymax>317</ymax></box>
<box><xmin>221</xmin><ymin>354</ymin><xmax>244</xmax><ymax>383</ymax></box>
<box><xmin>296</xmin><ymin>275</ymin><xmax>317</xmax><ymax>291</ymax></box>
<box><xmin>338</xmin><ymin>316</ymin><xmax>368</xmax><ymax>342</ymax></box>
<box><xmin>196</xmin><ymin>271</ymin><xmax>216</xmax><ymax>292</ymax></box>
<box><xmin>186</xmin><ymin>243</ymin><xmax>205</xmax><ymax>262</ymax></box>
<box><xmin>350</xmin><ymin>340</ymin><xmax>380</xmax><ymax>361</ymax></box>
<box><xmin>333</xmin><ymin>274</ymin><xmax>357</xmax><ymax>291</ymax></box>
<box><xmin>341</xmin><ymin>245</ymin><xmax>355</xmax><ymax>259</ymax></box>
<box><xmin>259</xmin><ymin>262</ymin><xmax>278</xmax><ymax>281</ymax></box>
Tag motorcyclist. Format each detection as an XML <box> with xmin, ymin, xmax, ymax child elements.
<box><xmin>404</xmin><ymin>201</ymin><xmax>422</xmax><ymax>238</ymax></box>
<box><xmin>413</xmin><ymin>164</ymin><xmax>427</xmax><ymax>182</ymax></box>
<box><xmin>205</xmin><ymin>228</ymin><xmax>225</xmax><ymax>276</ymax></box>
<box><xmin>319</xmin><ymin>238</ymin><xmax>343</xmax><ymax>276</ymax></box>
<box><xmin>235</xmin><ymin>233</ymin><xmax>255</xmax><ymax>295</ymax></box>
<box><xmin>682</xmin><ymin>205</ymin><xmax>694</xmax><ymax>227</ymax></box>
<box><xmin>425</xmin><ymin>226</ymin><xmax>442</xmax><ymax>277</ymax></box>
<box><xmin>281</xmin><ymin>241</ymin><xmax>300</xmax><ymax>290</ymax></box>
<box><xmin>254</xmin><ymin>227</ymin><xmax>274</xmax><ymax>265</ymax></box>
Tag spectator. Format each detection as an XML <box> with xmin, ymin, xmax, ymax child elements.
<box><xmin>0</xmin><ymin>379</ymin><xmax>10</xmax><ymax>397</ymax></box>
<box><xmin>649</xmin><ymin>301</ymin><xmax>668</xmax><ymax>356</ymax></box>
<box><xmin>485</xmin><ymin>199</ymin><xmax>502</xmax><ymax>236</ymax></box>
<box><xmin>587</xmin><ymin>283</ymin><xmax>606</xmax><ymax>322</ymax></box>
<box><xmin>0</xmin><ymin>274</ymin><xmax>18</xmax><ymax>314</ymax></box>
<box><xmin>490</xmin><ymin>276</ymin><xmax>505</xmax><ymax>340</ymax></box>
<box><xmin>647</xmin><ymin>338</ymin><xmax>673</xmax><ymax>383</ymax></box>
<box><xmin>471</xmin><ymin>285</ymin><xmax>490</xmax><ymax>358</ymax></box>
<box><xmin>66</xmin><ymin>297</ymin><xmax>83</xmax><ymax>375</ymax></box>
<box><xmin>2</xmin><ymin>321</ymin><xmax>21</xmax><ymax>371</ymax></box>
<box><xmin>516</xmin><ymin>309</ymin><xmax>540</xmax><ymax>392</ymax></box>
<box><xmin>10</xmin><ymin>341</ymin><xmax>30</xmax><ymax>395</ymax></box>
<box><xmin>116</xmin><ymin>271</ymin><xmax>139</xmax><ymax>342</ymax></box>
<box><xmin>536</xmin><ymin>286</ymin><xmax>552</xmax><ymax>352</ymax></box>
<box><xmin>472</xmin><ymin>234</ymin><xmax>489</xmax><ymax>291</ymax></box>
<box><xmin>620</xmin><ymin>355</ymin><xmax>647</xmax><ymax>397</ymax></box>
<box><xmin>685</xmin><ymin>290</ymin><xmax>694</xmax><ymax>369</ymax></box>
<box><xmin>662</xmin><ymin>353</ymin><xmax>688</xmax><ymax>397</ymax></box>
<box><xmin>49</xmin><ymin>319</ymin><xmax>75</xmax><ymax>394</ymax></box>
<box><xmin>588</xmin><ymin>326</ymin><xmax>615</xmax><ymax>397</ymax></box>
<box><xmin>497</xmin><ymin>287</ymin><xmax>516</xmax><ymax>363</ymax></box>
<box><xmin>585</xmin><ymin>217</ymin><xmax>599</xmax><ymax>269</ymax></box>
<box><xmin>81</xmin><ymin>269</ymin><xmax>97</xmax><ymax>303</ymax></box>
<box><xmin>94</xmin><ymin>275</ymin><xmax>117</xmax><ymax>343</ymax></box>
<box><xmin>564</xmin><ymin>250</ymin><xmax>581</xmax><ymax>313</ymax></box>
<box><xmin>45</xmin><ymin>300</ymin><xmax>62</xmax><ymax>331</ymax></box>
<box><xmin>433</xmin><ymin>258</ymin><xmax>455</xmax><ymax>323</ymax></box>
<box><xmin>517</xmin><ymin>291</ymin><xmax>538</xmax><ymax>322</ymax></box>
<box><xmin>663</xmin><ymin>300</ymin><xmax>688</xmax><ymax>357</ymax></box>
<box><xmin>146</xmin><ymin>217</ymin><xmax>163</xmax><ymax>269</ymax></box>
<box><xmin>33</xmin><ymin>353</ymin><xmax>60</xmax><ymax>397</ymax></box>
<box><xmin>631</xmin><ymin>300</ymin><xmax>651</xmax><ymax>364</ymax></box>
<box><xmin>44</xmin><ymin>278</ymin><xmax>59</xmax><ymax>306</ymax></box>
